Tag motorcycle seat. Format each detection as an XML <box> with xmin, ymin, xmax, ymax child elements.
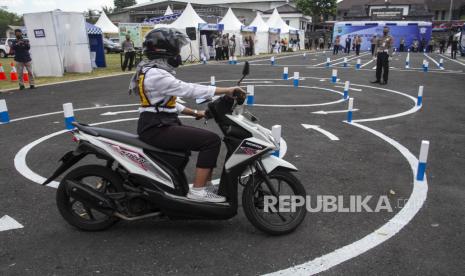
<box><xmin>72</xmin><ymin>122</ymin><xmax>189</xmax><ymax>158</ymax></box>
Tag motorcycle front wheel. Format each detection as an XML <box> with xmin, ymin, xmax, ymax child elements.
<box><xmin>56</xmin><ymin>165</ymin><xmax>123</xmax><ymax>231</ymax></box>
<box><xmin>242</xmin><ymin>168</ymin><xmax>307</xmax><ymax>235</ymax></box>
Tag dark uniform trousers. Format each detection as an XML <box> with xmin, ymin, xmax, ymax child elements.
<box><xmin>376</xmin><ymin>52</ymin><xmax>389</xmax><ymax>82</ymax></box>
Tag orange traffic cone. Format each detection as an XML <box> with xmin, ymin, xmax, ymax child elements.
<box><xmin>22</xmin><ymin>68</ymin><xmax>29</xmax><ymax>82</ymax></box>
<box><xmin>10</xmin><ymin>62</ymin><xmax>18</xmax><ymax>81</ymax></box>
<box><xmin>0</xmin><ymin>64</ymin><xmax>6</xmax><ymax>80</ymax></box>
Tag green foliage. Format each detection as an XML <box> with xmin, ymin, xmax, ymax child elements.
<box><xmin>0</xmin><ymin>9</ymin><xmax>23</xmax><ymax>37</ymax></box>
<box><xmin>114</xmin><ymin>0</ymin><xmax>137</xmax><ymax>11</ymax></box>
<box><xmin>295</xmin><ymin>0</ymin><xmax>337</xmax><ymax>20</ymax></box>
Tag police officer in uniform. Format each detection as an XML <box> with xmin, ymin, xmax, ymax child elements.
<box><xmin>371</xmin><ymin>26</ymin><xmax>393</xmax><ymax>85</ymax></box>
<box><xmin>129</xmin><ymin>28</ymin><xmax>245</xmax><ymax>202</ymax></box>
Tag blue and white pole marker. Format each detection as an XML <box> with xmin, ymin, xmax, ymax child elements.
<box><xmin>0</xmin><ymin>99</ymin><xmax>10</xmax><ymax>124</ymax></box>
<box><xmin>326</xmin><ymin>57</ymin><xmax>331</xmax><ymax>67</ymax></box>
<box><xmin>271</xmin><ymin>125</ymin><xmax>281</xmax><ymax>157</ymax></box>
<box><xmin>343</xmin><ymin>81</ymin><xmax>350</xmax><ymax>100</ymax></box>
<box><xmin>271</xmin><ymin>56</ymin><xmax>275</xmax><ymax>66</ymax></box>
<box><xmin>423</xmin><ymin>61</ymin><xmax>429</xmax><ymax>72</ymax></box>
<box><xmin>331</xmin><ymin>69</ymin><xmax>338</xmax><ymax>83</ymax></box>
<box><xmin>283</xmin><ymin>67</ymin><xmax>289</xmax><ymax>80</ymax></box>
<box><xmin>416</xmin><ymin>140</ymin><xmax>430</xmax><ymax>181</ymax></box>
<box><xmin>343</xmin><ymin>57</ymin><xmax>348</xmax><ymax>67</ymax></box>
<box><xmin>405</xmin><ymin>53</ymin><xmax>410</xmax><ymax>69</ymax></box>
<box><xmin>439</xmin><ymin>58</ymin><xmax>444</xmax><ymax>69</ymax></box>
<box><xmin>422</xmin><ymin>59</ymin><xmax>427</xmax><ymax>69</ymax></box>
<box><xmin>417</xmin><ymin>85</ymin><xmax>424</xmax><ymax>106</ymax></box>
<box><xmin>233</xmin><ymin>56</ymin><xmax>238</xmax><ymax>65</ymax></box>
<box><xmin>210</xmin><ymin>76</ymin><xmax>215</xmax><ymax>86</ymax></box>
<box><xmin>202</xmin><ymin>55</ymin><xmax>207</xmax><ymax>64</ymax></box>
<box><xmin>63</xmin><ymin>103</ymin><xmax>75</xmax><ymax>130</ymax></box>
<box><xmin>356</xmin><ymin>58</ymin><xmax>361</xmax><ymax>70</ymax></box>
<box><xmin>246</xmin><ymin>85</ymin><xmax>255</xmax><ymax>106</ymax></box>
<box><xmin>303</xmin><ymin>52</ymin><xmax>307</xmax><ymax>59</ymax></box>
<box><xmin>347</xmin><ymin>97</ymin><xmax>354</xmax><ymax>123</ymax></box>
<box><xmin>293</xmin><ymin>72</ymin><xmax>300</xmax><ymax>87</ymax></box>
<box><xmin>228</xmin><ymin>56</ymin><xmax>233</xmax><ymax>65</ymax></box>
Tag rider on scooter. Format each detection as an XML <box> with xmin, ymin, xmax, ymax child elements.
<box><xmin>129</xmin><ymin>28</ymin><xmax>245</xmax><ymax>203</ymax></box>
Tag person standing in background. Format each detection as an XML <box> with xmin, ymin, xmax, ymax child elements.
<box><xmin>370</xmin><ymin>35</ymin><xmax>377</xmax><ymax>56</ymax></box>
<box><xmin>450</xmin><ymin>36</ymin><xmax>458</xmax><ymax>59</ymax></box>
<box><xmin>11</xmin><ymin>29</ymin><xmax>35</xmax><ymax>90</ymax></box>
<box><xmin>399</xmin><ymin>37</ymin><xmax>405</xmax><ymax>52</ymax></box>
<box><xmin>428</xmin><ymin>38</ymin><xmax>434</xmax><ymax>53</ymax></box>
<box><xmin>318</xmin><ymin>37</ymin><xmax>324</xmax><ymax>50</ymax></box>
<box><xmin>229</xmin><ymin>34</ymin><xmax>236</xmax><ymax>58</ymax></box>
<box><xmin>215</xmin><ymin>35</ymin><xmax>222</xmax><ymax>60</ymax></box>
<box><xmin>371</xmin><ymin>26</ymin><xmax>393</xmax><ymax>85</ymax></box>
<box><xmin>243</xmin><ymin>37</ymin><xmax>250</xmax><ymax>56</ymax></box>
<box><xmin>345</xmin><ymin>35</ymin><xmax>352</xmax><ymax>54</ymax></box>
<box><xmin>439</xmin><ymin>38</ymin><xmax>446</xmax><ymax>54</ymax></box>
<box><xmin>222</xmin><ymin>34</ymin><xmax>229</xmax><ymax>60</ymax></box>
<box><xmin>249</xmin><ymin>36</ymin><xmax>254</xmax><ymax>56</ymax></box>
<box><xmin>333</xmin><ymin>35</ymin><xmax>340</xmax><ymax>55</ymax></box>
<box><xmin>355</xmin><ymin>35</ymin><xmax>362</xmax><ymax>55</ymax></box>
<box><xmin>121</xmin><ymin>35</ymin><xmax>135</xmax><ymax>71</ymax></box>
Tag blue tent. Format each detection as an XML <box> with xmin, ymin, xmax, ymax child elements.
<box><xmin>86</xmin><ymin>22</ymin><xmax>106</xmax><ymax>67</ymax></box>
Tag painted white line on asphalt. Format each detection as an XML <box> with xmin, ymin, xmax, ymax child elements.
<box><xmin>0</xmin><ymin>215</ymin><xmax>24</xmax><ymax>232</ymax></box>
<box><xmin>439</xmin><ymin>54</ymin><xmax>465</xmax><ymax>67</ymax></box>
<box><xmin>312</xmin><ymin>54</ymin><xmax>355</xmax><ymax>67</ymax></box>
<box><xmin>267</xmin><ymin>122</ymin><xmax>428</xmax><ymax>275</ymax></box>
<box><xmin>312</xmin><ymin>108</ymin><xmax>359</xmax><ymax>115</ymax></box>
<box><xmin>332</xmin><ymin>53</ymin><xmax>370</xmax><ymax>66</ymax></box>
<box><xmin>423</xmin><ymin>53</ymin><xmax>441</xmax><ymax>68</ymax></box>
<box><xmin>9</xmin><ymin>103</ymin><xmax>140</xmax><ymax>123</ymax></box>
<box><xmin>101</xmin><ymin>110</ymin><xmax>138</xmax><ymax>116</ymax></box>
<box><xmin>301</xmin><ymin>124</ymin><xmax>339</xmax><ymax>141</ymax></box>
<box><xmin>334</xmin><ymin>86</ymin><xmax>362</xmax><ymax>92</ymax></box>
<box><xmin>360</xmin><ymin>58</ymin><xmax>375</xmax><ymax>68</ymax></box>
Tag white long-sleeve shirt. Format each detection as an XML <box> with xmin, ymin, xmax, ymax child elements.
<box><xmin>139</xmin><ymin>67</ymin><xmax>216</xmax><ymax>113</ymax></box>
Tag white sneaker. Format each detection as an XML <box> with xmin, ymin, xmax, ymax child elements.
<box><xmin>205</xmin><ymin>183</ymin><xmax>219</xmax><ymax>194</ymax></box>
<box><xmin>187</xmin><ymin>187</ymin><xmax>226</xmax><ymax>203</ymax></box>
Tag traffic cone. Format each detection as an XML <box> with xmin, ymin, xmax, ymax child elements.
<box><xmin>22</xmin><ymin>68</ymin><xmax>29</xmax><ymax>82</ymax></box>
<box><xmin>10</xmin><ymin>62</ymin><xmax>18</xmax><ymax>81</ymax></box>
<box><xmin>0</xmin><ymin>64</ymin><xmax>6</xmax><ymax>80</ymax></box>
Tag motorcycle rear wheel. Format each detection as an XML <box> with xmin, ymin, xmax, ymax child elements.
<box><xmin>56</xmin><ymin>165</ymin><xmax>123</xmax><ymax>231</ymax></box>
<box><xmin>242</xmin><ymin>168</ymin><xmax>307</xmax><ymax>235</ymax></box>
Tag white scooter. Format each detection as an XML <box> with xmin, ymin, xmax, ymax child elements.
<box><xmin>44</xmin><ymin>62</ymin><xmax>307</xmax><ymax>235</ymax></box>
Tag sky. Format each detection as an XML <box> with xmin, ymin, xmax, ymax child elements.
<box><xmin>1</xmin><ymin>0</ymin><xmax>152</xmax><ymax>15</ymax></box>
<box><xmin>4</xmin><ymin>0</ymin><xmax>344</xmax><ymax>16</ymax></box>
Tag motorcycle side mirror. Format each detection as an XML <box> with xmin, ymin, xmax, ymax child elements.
<box><xmin>237</xmin><ymin>61</ymin><xmax>250</xmax><ymax>85</ymax></box>
<box><xmin>242</xmin><ymin>61</ymin><xmax>250</xmax><ymax>76</ymax></box>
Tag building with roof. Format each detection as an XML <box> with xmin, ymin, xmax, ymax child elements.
<box><xmin>107</xmin><ymin>0</ymin><xmax>310</xmax><ymax>30</ymax></box>
<box><xmin>336</xmin><ymin>0</ymin><xmax>465</xmax><ymax>22</ymax></box>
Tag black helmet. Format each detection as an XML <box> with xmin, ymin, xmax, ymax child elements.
<box><xmin>143</xmin><ymin>28</ymin><xmax>189</xmax><ymax>59</ymax></box>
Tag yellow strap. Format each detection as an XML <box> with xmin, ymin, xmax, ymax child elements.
<box><xmin>138</xmin><ymin>74</ymin><xmax>151</xmax><ymax>107</ymax></box>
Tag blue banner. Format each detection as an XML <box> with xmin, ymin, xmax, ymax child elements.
<box><xmin>198</xmin><ymin>23</ymin><xmax>224</xmax><ymax>31</ymax></box>
<box><xmin>241</xmin><ymin>26</ymin><xmax>257</xmax><ymax>33</ymax></box>
<box><xmin>269</xmin><ymin>28</ymin><xmax>281</xmax><ymax>34</ymax></box>
<box><xmin>333</xmin><ymin>22</ymin><xmax>432</xmax><ymax>50</ymax></box>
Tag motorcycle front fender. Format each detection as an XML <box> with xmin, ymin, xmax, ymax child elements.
<box><xmin>260</xmin><ymin>155</ymin><xmax>298</xmax><ymax>174</ymax></box>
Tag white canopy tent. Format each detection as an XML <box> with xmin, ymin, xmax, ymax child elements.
<box><xmin>219</xmin><ymin>8</ymin><xmax>243</xmax><ymax>56</ymax></box>
<box><xmin>170</xmin><ymin>3</ymin><xmax>205</xmax><ymax>61</ymax></box>
<box><xmin>266</xmin><ymin>9</ymin><xmax>304</xmax><ymax>51</ymax></box>
<box><xmin>164</xmin><ymin>6</ymin><xmax>174</xmax><ymax>16</ymax></box>
<box><xmin>95</xmin><ymin>11</ymin><xmax>118</xmax><ymax>34</ymax></box>
<box><xmin>23</xmin><ymin>11</ymin><xmax>92</xmax><ymax>76</ymax></box>
<box><xmin>249</xmin><ymin>12</ymin><xmax>270</xmax><ymax>54</ymax></box>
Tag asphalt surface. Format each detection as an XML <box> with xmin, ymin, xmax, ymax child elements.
<box><xmin>1</xmin><ymin>50</ymin><xmax>464</xmax><ymax>275</ymax></box>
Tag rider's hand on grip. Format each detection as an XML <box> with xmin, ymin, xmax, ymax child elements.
<box><xmin>232</xmin><ymin>87</ymin><xmax>246</xmax><ymax>105</ymax></box>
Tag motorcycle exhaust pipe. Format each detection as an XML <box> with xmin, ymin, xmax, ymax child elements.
<box><xmin>66</xmin><ymin>180</ymin><xmax>115</xmax><ymax>215</ymax></box>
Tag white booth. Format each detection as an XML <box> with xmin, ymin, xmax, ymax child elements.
<box><xmin>248</xmin><ymin>13</ymin><xmax>270</xmax><ymax>55</ymax></box>
<box><xmin>23</xmin><ymin>11</ymin><xmax>92</xmax><ymax>77</ymax></box>
<box><xmin>219</xmin><ymin>8</ymin><xmax>243</xmax><ymax>57</ymax></box>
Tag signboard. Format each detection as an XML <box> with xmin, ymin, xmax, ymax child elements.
<box><xmin>119</xmin><ymin>23</ymin><xmax>154</xmax><ymax>48</ymax></box>
<box><xmin>198</xmin><ymin>23</ymin><xmax>224</xmax><ymax>31</ymax></box>
<box><xmin>241</xmin><ymin>26</ymin><xmax>257</xmax><ymax>33</ymax></box>
<box><xmin>33</xmin><ymin>29</ymin><xmax>45</xmax><ymax>38</ymax></box>
<box><xmin>371</xmin><ymin>8</ymin><xmax>403</xmax><ymax>20</ymax></box>
<box><xmin>269</xmin><ymin>28</ymin><xmax>281</xmax><ymax>34</ymax></box>
<box><xmin>333</xmin><ymin>21</ymin><xmax>432</xmax><ymax>50</ymax></box>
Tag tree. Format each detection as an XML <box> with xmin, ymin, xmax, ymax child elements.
<box><xmin>0</xmin><ymin>9</ymin><xmax>23</xmax><ymax>38</ymax></box>
<box><xmin>295</xmin><ymin>0</ymin><xmax>337</xmax><ymax>30</ymax></box>
<box><xmin>102</xmin><ymin>5</ymin><xmax>114</xmax><ymax>15</ymax></box>
<box><xmin>114</xmin><ymin>0</ymin><xmax>136</xmax><ymax>11</ymax></box>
